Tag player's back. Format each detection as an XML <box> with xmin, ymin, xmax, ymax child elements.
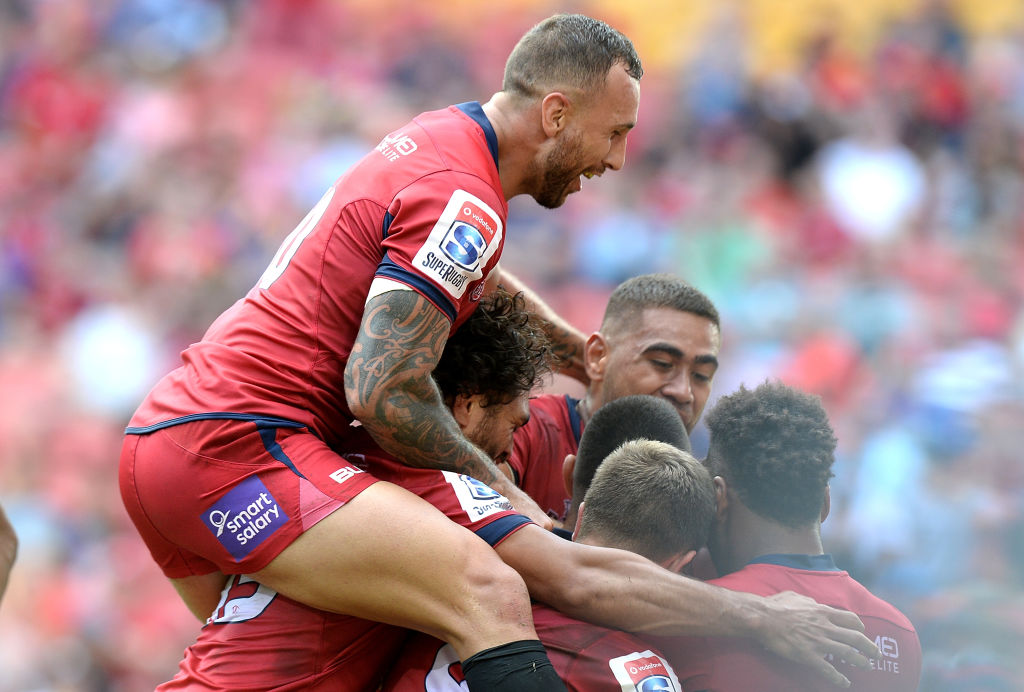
<box><xmin>656</xmin><ymin>555</ymin><xmax>922</xmax><ymax>692</ymax></box>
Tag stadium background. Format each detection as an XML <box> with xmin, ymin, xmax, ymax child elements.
<box><xmin>2</xmin><ymin>0</ymin><xmax>1023</xmax><ymax>688</ymax></box>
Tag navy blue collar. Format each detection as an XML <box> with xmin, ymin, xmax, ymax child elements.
<box><xmin>552</xmin><ymin>527</ymin><xmax>573</xmax><ymax>541</ymax></box>
<box><xmin>747</xmin><ymin>554</ymin><xmax>841</xmax><ymax>572</ymax></box>
<box><xmin>565</xmin><ymin>395</ymin><xmax>583</xmax><ymax>445</ymax></box>
<box><xmin>455</xmin><ymin>101</ymin><xmax>499</xmax><ymax>169</ymax></box>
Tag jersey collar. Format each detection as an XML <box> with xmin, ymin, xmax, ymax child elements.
<box><xmin>748</xmin><ymin>553</ymin><xmax>842</xmax><ymax>572</ymax></box>
<box><xmin>455</xmin><ymin>101</ymin><xmax>499</xmax><ymax>170</ymax></box>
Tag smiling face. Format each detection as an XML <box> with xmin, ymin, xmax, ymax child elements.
<box><xmin>586</xmin><ymin>307</ymin><xmax>721</xmax><ymax>433</ymax></box>
<box><xmin>529</xmin><ymin>62</ymin><xmax>640</xmax><ymax>208</ymax></box>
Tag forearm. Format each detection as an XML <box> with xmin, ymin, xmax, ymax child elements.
<box><xmin>500</xmin><ymin>530</ymin><xmax>879</xmax><ymax>687</ymax></box>
<box><xmin>520</xmin><ymin>540</ymin><xmax>766</xmax><ymax>638</ymax></box>
<box><xmin>493</xmin><ymin>268</ymin><xmax>587</xmax><ymax>384</ymax></box>
<box><xmin>358</xmin><ymin>385</ymin><xmax>501</xmax><ymax>484</ymax></box>
<box><xmin>345</xmin><ymin>289</ymin><xmax>501</xmax><ymax>485</ymax></box>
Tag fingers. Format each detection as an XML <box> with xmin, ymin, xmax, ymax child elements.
<box><xmin>758</xmin><ymin>591</ymin><xmax>882</xmax><ymax>687</ymax></box>
<box><xmin>802</xmin><ymin>653</ymin><xmax>852</xmax><ymax>688</ymax></box>
<box><xmin>829</xmin><ymin>627</ymin><xmax>880</xmax><ymax>667</ymax></box>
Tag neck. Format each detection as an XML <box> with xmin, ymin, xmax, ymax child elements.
<box><xmin>576</xmin><ymin>396</ymin><xmax>595</xmax><ymax>426</ymax></box>
<box><xmin>719</xmin><ymin>501</ymin><xmax>824</xmax><ymax>574</ymax></box>
<box><xmin>481</xmin><ymin>92</ymin><xmax>540</xmax><ymax>201</ymax></box>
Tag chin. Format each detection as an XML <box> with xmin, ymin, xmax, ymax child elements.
<box><xmin>535</xmin><ymin>195</ymin><xmax>566</xmax><ymax>210</ymax></box>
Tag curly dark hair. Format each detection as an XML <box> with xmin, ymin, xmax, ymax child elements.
<box><xmin>432</xmin><ymin>290</ymin><xmax>554</xmax><ymax>408</ymax></box>
<box><xmin>704</xmin><ymin>380</ymin><xmax>836</xmax><ymax>529</ymax></box>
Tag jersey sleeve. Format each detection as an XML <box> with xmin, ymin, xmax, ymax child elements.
<box><xmin>429</xmin><ymin>470</ymin><xmax>532</xmax><ymax>546</ymax></box>
<box><xmin>355</xmin><ymin>447</ymin><xmax>532</xmax><ymax>547</ymax></box>
<box><xmin>372</xmin><ymin>173</ymin><xmax>505</xmax><ymax>324</ymax></box>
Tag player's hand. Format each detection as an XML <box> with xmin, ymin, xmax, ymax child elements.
<box><xmin>488</xmin><ymin>475</ymin><xmax>554</xmax><ymax>531</ymax></box>
<box><xmin>754</xmin><ymin>590</ymin><xmax>881</xmax><ymax>688</ymax></box>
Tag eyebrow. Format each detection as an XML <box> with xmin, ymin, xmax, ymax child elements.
<box><xmin>642</xmin><ymin>343</ymin><xmax>719</xmax><ymax>369</ymax></box>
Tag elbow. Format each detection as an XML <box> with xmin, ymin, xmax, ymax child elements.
<box><xmin>527</xmin><ymin>569</ymin><xmax>605</xmax><ymax>622</ymax></box>
<box><xmin>343</xmin><ymin>360</ymin><xmax>372</xmax><ymax>421</ymax></box>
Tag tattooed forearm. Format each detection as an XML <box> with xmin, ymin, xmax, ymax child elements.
<box><xmin>543</xmin><ymin>321</ymin><xmax>583</xmax><ymax>374</ymax></box>
<box><xmin>495</xmin><ymin>268</ymin><xmax>588</xmax><ymax>385</ymax></box>
<box><xmin>344</xmin><ymin>290</ymin><xmax>498</xmax><ymax>484</ymax></box>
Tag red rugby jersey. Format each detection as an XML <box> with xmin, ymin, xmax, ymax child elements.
<box><xmin>129</xmin><ymin>102</ymin><xmax>507</xmax><ymax>450</ymax></box>
<box><xmin>650</xmin><ymin>554</ymin><xmax>922</xmax><ymax>692</ymax></box>
<box><xmin>507</xmin><ymin>394</ymin><xmax>583</xmax><ymax>523</ymax></box>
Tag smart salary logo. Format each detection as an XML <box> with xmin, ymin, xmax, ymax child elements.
<box><xmin>201</xmin><ymin>475</ymin><xmax>289</xmax><ymax>561</ymax></box>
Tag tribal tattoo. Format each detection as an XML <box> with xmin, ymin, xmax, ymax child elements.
<box><xmin>344</xmin><ymin>290</ymin><xmax>499</xmax><ymax>484</ymax></box>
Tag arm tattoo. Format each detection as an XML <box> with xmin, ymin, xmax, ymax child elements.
<box><xmin>544</xmin><ymin>322</ymin><xmax>581</xmax><ymax>369</ymax></box>
<box><xmin>344</xmin><ymin>290</ymin><xmax>498</xmax><ymax>484</ymax></box>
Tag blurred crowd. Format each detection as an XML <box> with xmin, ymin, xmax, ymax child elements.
<box><xmin>1</xmin><ymin>0</ymin><xmax>1023</xmax><ymax>689</ymax></box>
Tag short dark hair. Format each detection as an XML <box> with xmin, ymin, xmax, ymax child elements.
<box><xmin>601</xmin><ymin>274</ymin><xmax>720</xmax><ymax>336</ymax></box>
<box><xmin>578</xmin><ymin>440</ymin><xmax>715</xmax><ymax>562</ymax></box>
<box><xmin>704</xmin><ymin>380</ymin><xmax>836</xmax><ymax>528</ymax></box>
<box><xmin>433</xmin><ymin>290</ymin><xmax>553</xmax><ymax>408</ymax></box>
<box><xmin>573</xmin><ymin>394</ymin><xmax>691</xmax><ymax>507</ymax></box>
<box><xmin>503</xmin><ymin>14</ymin><xmax>643</xmax><ymax>100</ymax></box>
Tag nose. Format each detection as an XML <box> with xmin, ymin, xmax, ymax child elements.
<box><xmin>661</xmin><ymin>371</ymin><xmax>694</xmax><ymax>406</ymax></box>
<box><xmin>603</xmin><ymin>136</ymin><xmax>627</xmax><ymax>171</ymax></box>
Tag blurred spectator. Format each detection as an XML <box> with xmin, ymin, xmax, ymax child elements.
<box><xmin>3</xmin><ymin>0</ymin><xmax>1024</xmax><ymax>689</ymax></box>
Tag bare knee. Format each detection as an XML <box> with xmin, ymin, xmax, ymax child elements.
<box><xmin>441</xmin><ymin>534</ymin><xmax>537</xmax><ymax>659</ymax></box>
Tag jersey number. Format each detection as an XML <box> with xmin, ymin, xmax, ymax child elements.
<box><xmin>258</xmin><ymin>188</ymin><xmax>335</xmax><ymax>290</ymax></box>
<box><xmin>208</xmin><ymin>574</ymin><xmax>277</xmax><ymax>624</ymax></box>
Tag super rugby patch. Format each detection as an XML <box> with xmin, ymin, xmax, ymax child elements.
<box><xmin>412</xmin><ymin>189</ymin><xmax>502</xmax><ymax>300</ymax></box>
<box><xmin>609</xmin><ymin>650</ymin><xmax>682</xmax><ymax>692</ymax></box>
<box><xmin>443</xmin><ymin>470</ymin><xmax>513</xmax><ymax>521</ymax></box>
<box><xmin>201</xmin><ymin>475</ymin><xmax>289</xmax><ymax>561</ymax></box>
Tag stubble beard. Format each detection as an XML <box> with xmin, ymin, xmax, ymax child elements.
<box><xmin>532</xmin><ymin>131</ymin><xmax>585</xmax><ymax>209</ymax></box>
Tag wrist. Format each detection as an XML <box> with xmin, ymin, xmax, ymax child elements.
<box><xmin>719</xmin><ymin>589</ymin><xmax>772</xmax><ymax>640</ymax></box>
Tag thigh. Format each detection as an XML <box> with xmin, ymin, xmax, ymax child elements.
<box><xmin>119</xmin><ymin>420</ymin><xmax>379</xmax><ymax>579</ymax></box>
<box><xmin>251</xmin><ymin>479</ymin><xmax>536</xmax><ymax>657</ymax></box>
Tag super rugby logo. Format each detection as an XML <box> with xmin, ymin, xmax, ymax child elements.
<box><xmin>442</xmin><ymin>220</ymin><xmax>487</xmax><ymax>269</ymax></box>
<box><xmin>609</xmin><ymin>651</ymin><xmax>681</xmax><ymax>692</ymax></box>
<box><xmin>443</xmin><ymin>471</ymin><xmax>513</xmax><ymax>520</ymax></box>
<box><xmin>201</xmin><ymin>476</ymin><xmax>289</xmax><ymax>561</ymax></box>
<box><xmin>412</xmin><ymin>190</ymin><xmax>503</xmax><ymax>300</ymax></box>
<box><xmin>462</xmin><ymin>475</ymin><xmax>501</xmax><ymax>501</ymax></box>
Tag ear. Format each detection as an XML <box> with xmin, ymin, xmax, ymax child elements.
<box><xmin>714</xmin><ymin>476</ymin><xmax>729</xmax><ymax>519</ymax></box>
<box><xmin>571</xmin><ymin>501</ymin><xmax>585</xmax><ymax>541</ymax></box>
<box><xmin>583</xmin><ymin>332</ymin><xmax>608</xmax><ymax>383</ymax></box>
<box><xmin>821</xmin><ymin>484</ymin><xmax>831</xmax><ymax>524</ymax></box>
<box><xmin>450</xmin><ymin>393</ymin><xmax>474</xmax><ymax>429</ymax></box>
<box><xmin>540</xmin><ymin>92</ymin><xmax>572</xmax><ymax>137</ymax></box>
<box><xmin>662</xmin><ymin>549</ymin><xmax>698</xmax><ymax>575</ymax></box>
<box><xmin>562</xmin><ymin>453</ymin><xmax>576</xmax><ymax>497</ymax></box>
